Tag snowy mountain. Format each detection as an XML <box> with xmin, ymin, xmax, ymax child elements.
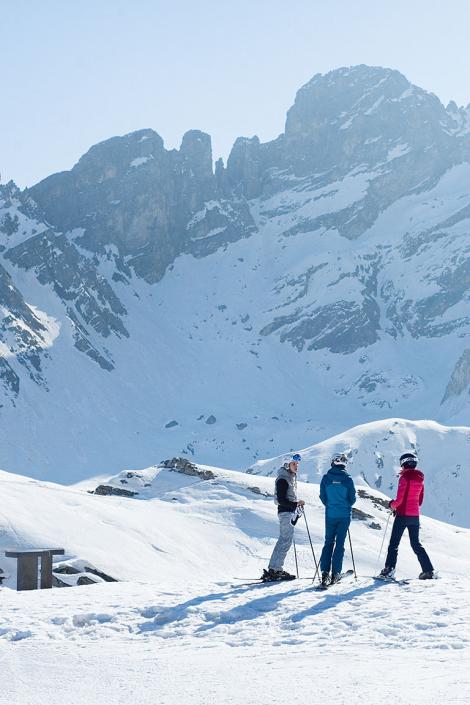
<box><xmin>249</xmin><ymin>418</ymin><xmax>470</xmax><ymax>527</ymax></box>
<box><xmin>1</xmin><ymin>64</ymin><xmax>470</xmax><ymax>482</ymax></box>
<box><xmin>1</xmin><ymin>460</ymin><xmax>469</xmax><ymax>704</ymax></box>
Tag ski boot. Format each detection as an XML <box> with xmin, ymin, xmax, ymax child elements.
<box><xmin>262</xmin><ymin>569</ymin><xmax>284</xmax><ymax>582</ymax></box>
<box><xmin>330</xmin><ymin>573</ymin><xmax>341</xmax><ymax>585</ymax></box>
<box><xmin>378</xmin><ymin>566</ymin><xmax>395</xmax><ymax>580</ymax></box>
<box><xmin>262</xmin><ymin>568</ymin><xmax>277</xmax><ymax>582</ymax></box>
<box><xmin>321</xmin><ymin>571</ymin><xmax>330</xmax><ymax>588</ymax></box>
<box><xmin>279</xmin><ymin>570</ymin><xmax>296</xmax><ymax>581</ymax></box>
<box><xmin>418</xmin><ymin>571</ymin><xmax>434</xmax><ymax>580</ymax></box>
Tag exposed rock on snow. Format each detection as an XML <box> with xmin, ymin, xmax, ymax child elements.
<box><xmin>351</xmin><ymin>506</ymin><xmax>376</xmax><ymax>524</ymax></box>
<box><xmin>93</xmin><ymin>485</ymin><xmax>138</xmax><ymax>497</ymax></box>
<box><xmin>160</xmin><ymin>457</ymin><xmax>217</xmax><ymax>480</ymax></box>
<box><xmin>357</xmin><ymin>487</ymin><xmax>391</xmax><ymax>512</ymax></box>
<box><xmin>52</xmin><ymin>560</ymin><xmax>118</xmax><ymax>587</ymax></box>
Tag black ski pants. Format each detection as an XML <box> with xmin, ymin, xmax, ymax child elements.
<box><xmin>385</xmin><ymin>515</ymin><xmax>433</xmax><ymax>572</ymax></box>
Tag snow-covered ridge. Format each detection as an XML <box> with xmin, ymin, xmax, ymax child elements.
<box><xmin>249</xmin><ymin>419</ymin><xmax>470</xmax><ymax>527</ymax></box>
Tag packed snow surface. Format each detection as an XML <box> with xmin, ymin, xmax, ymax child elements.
<box><xmin>1</xmin><ymin>461</ymin><xmax>470</xmax><ymax>703</ymax></box>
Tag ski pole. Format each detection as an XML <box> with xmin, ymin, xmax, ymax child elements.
<box><xmin>375</xmin><ymin>511</ymin><xmax>392</xmax><ymax>575</ymax></box>
<box><xmin>293</xmin><ymin>535</ymin><xmax>299</xmax><ymax>579</ymax></box>
<box><xmin>303</xmin><ymin>510</ymin><xmax>321</xmax><ymax>584</ymax></box>
<box><xmin>347</xmin><ymin>529</ymin><xmax>357</xmax><ymax>580</ymax></box>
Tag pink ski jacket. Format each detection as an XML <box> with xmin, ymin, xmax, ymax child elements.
<box><xmin>390</xmin><ymin>468</ymin><xmax>424</xmax><ymax>516</ymax></box>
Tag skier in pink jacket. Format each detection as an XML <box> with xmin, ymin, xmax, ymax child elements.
<box><xmin>379</xmin><ymin>452</ymin><xmax>434</xmax><ymax>580</ymax></box>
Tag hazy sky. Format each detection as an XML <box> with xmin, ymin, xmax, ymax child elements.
<box><xmin>2</xmin><ymin>0</ymin><xmax>470</xmax><ymax>187</ymax></box>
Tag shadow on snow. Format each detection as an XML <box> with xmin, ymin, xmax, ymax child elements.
<box><xmin>138</xmin><ymin>578</ymin><xmax>388</xmax><ymax>635</ymax></box>
<box><xmin>290</xmin><ymin>580</ymin><xmax>386</xmax><ymax>623</ymax></box>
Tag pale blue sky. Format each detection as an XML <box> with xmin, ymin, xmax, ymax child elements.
<box><xmin>2</xmin><ymin>0</ymin><xmax>470</xmax><ymax>187</ymax></box>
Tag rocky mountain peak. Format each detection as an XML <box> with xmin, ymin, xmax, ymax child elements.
<box><xmin>0</xmin><ymin>181</ymin><xmax>21</xmax><ymax>200</ymax></box>
<box><xmin>180</xmin><ymin>130</ymin><xmax>213</xmax><ymax>178</ymax></box>
<box><xmin>226</xmin><ymin>136</ymin><xmax>263</xmax><ymax>199</ymax></box>
<box><xmin>282</xmin><ymin>65</ymin><xmax>455</xmax><ymax>176</ymax></box>
<box><xmin>445</xmin><ymin>101</ymin><xmax>470</xmax><ymax>135</ymax></box>
<box><xmin>68</xmin><ymin>128</ymin><xmax>166</xmax><ymax>189</ymax></box>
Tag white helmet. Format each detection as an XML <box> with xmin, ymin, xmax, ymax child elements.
<box><xmin>331</xmin><ymin>453</ymin><xmax>349</xmax><ymax>467</ymax></box>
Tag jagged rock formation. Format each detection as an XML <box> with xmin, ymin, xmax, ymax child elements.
<box><xmin>27</xmin><ymin>129</ymin><xmax>256</xmax><ymax>283</ymax></box>
<box><xmin>1</xmin><ymin>64</ymin><xmax>470</xmax><ymax>479</ymax></box>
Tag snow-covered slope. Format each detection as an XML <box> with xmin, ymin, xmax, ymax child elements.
<box><xmin>250</xmin><ymin>418</ymin><xmax>470</xmax><ymax>527</ymax></box>
<box><xmin>0</xmin><ymin>459</ymin><xmax>468</xmax><ymax>589</ymax></box>
<box><xmin>1</xmin><ymin>461</ymin><xmax>470</xmax><ymax>704</ymax></box>
<box><xmin>1</xmin><ymin>64</ymin><xmax>470</xmax><ymax>485</ymax></box>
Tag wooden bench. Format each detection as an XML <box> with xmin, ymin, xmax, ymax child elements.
<box><xmin>5</xmin><ymin>549</ymin><xmax>65</xmax><ymax>590</ymax></box>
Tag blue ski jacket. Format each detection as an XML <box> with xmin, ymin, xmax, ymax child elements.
<box><xmin>320</xmin><ymin>466</ymin><xmax>356</xmax><ymax>519</ymax></box>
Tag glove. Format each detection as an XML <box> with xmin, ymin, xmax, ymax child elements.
<box><xmin>290</xmin><ymin>505</ymin><xmax>304</xmax><ymax>526</ymax></box>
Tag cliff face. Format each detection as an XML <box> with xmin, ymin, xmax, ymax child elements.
<box><xmin>1</xmin><ymin>64</ymin><xmax>470</xmax><ymax>478</ymax></box>
<box><xmin>28</xmin><ymin>128</ymin><xmax>256</xmax><ymax>283</ymax></box>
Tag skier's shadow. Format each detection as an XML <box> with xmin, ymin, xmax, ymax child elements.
<box><xmin>291</xmin><ymin>581</ymin><xmax>386</xmax><ymax>623</ymax></box>
<box><xmin>138</xmin><ymin>582</ymin><xmax>275</xmax><ymax>632</ymax></box>
<box><xmin>194</xmin><ymin>584</ymin><xmax>315</xmax><ymax>634</ymax></box>
<box><xmin>138</xmin><ymin>581</ymin><xmax>387</xmax><ymax>635</ymax></box>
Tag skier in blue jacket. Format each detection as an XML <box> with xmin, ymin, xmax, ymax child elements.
<box><xmin>319</xmin><ymin>453</ymin><xmax>356</xmax><ymax>587</ymax></box>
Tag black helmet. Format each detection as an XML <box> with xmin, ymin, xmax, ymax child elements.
<box><xmin>399</xmin><ymin>452</ymin><xmax>418</xmax><ymax>468</ymax></box>
<box><xmin>331</xmin><ymin>453</ymin><xmax>348</xmax><ymax>467</ymax></box>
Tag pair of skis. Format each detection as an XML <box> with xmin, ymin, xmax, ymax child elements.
<box><xmin>373</xmin><ymin>574</ymin><xmax>410</xmax><ymax>586</ymax></box>
<box><xmin>233</xmin><ymin>571</ymin><xmax>411</xmax><ymax>589</ymax></box>
<box><xmin>232</xmin><ymin>576</ymin><xmax>315</xmax><ymax>587</ymax></box>
<box><xmin>232</xmin><ymin>570</ymin><xmax>356</xmax><ymax>589</ymax></box>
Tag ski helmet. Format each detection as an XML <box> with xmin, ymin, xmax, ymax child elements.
<box><xmin>399</xmin><ymin>452</ymin><xmax>418</xmax><ymax>468</ymax></box>
<box><xmin>331</xmin><ymin>453</ymin><xmax>348</xmax><ymax>467</ymax></box>
<box><xmin>284</xmin><ymin>453</ymin><xmax>301</xmax><ymax>469</ymax></box>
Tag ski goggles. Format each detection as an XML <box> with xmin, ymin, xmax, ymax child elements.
<box><xmin>400</xmin><ymin>455</ymin><xmax>418</xmax><ymax>466</ymax></box>
<box><xmin>292</xmin><ymin>454</ymin><xmax>302</xmax><ymax>462</ymax></box>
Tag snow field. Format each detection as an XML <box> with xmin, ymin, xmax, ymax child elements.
<box><xmin>1</xmin><ymin>641</ymin><xmax>468</xmax><ymax>705</ymax></box>
<box><xmin>1</xmin><ymin>462</ymin><xmax>469</xmax><ymax>703</ymax></box>
<box><xmin>1</xmin><ymin>577</ymin><xmax>469</xmax><ymax>705</ymax></box>
<box><xmin>1</xmin><ymin>159</ymin><xmax>470</xmax><ymax>481</ymax></box>
<box><xmin>1</xmin><ymin>574</ymin><xmax>467</xmax><ymax>651</ymax></box>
